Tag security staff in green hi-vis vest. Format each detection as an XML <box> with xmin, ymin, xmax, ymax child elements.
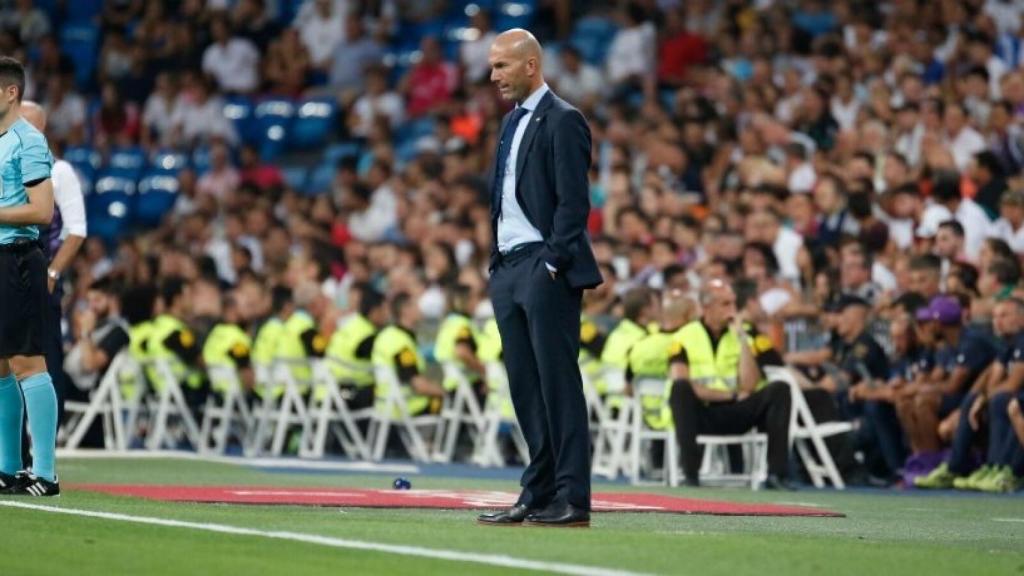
<box><xmin>371</xmin><ymin>292</ymin><xmax>445</xmax><ymax>418</ymax></box>
<box><xmin>324</xmin><ymin>282</ymin><xmax>387</xmax><ymax>411</ymax></box>
<box><xmin>667</xmin><ymin>279</ymin><xmax>793</xmax><ymax>490</ymax></box>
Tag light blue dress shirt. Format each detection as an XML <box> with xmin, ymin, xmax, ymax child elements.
<box><xmin>496</xmin><ymin>83</ymin><xmax>555</xmax><ymax>272</ymax></box>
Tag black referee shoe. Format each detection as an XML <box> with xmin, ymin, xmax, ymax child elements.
<box><xmin>7</xmin><ymin>473</ymin><xmax>59</xmax><ymax>497</ymax></box>
<box><xmin>0</xmin><ymin>470</ymin><xmax>22</xmax><ymax>491</ymax></box>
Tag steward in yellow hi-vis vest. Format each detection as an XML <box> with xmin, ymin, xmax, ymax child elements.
<box><xmin>626</xmin><ymin>289</ymin><xmax>696</xmax><ymax>431</ymax></box>
<box><xmin>144</xmin><ymin>278</ymin><xmax>202</xmax><ymax>394</ymax></box>
<box><xmin>434</xmin><ymin>284</ymin><xmax>486</xmax><ymax>401</ymax></box>
<box><xmin>370</xmin><ymin>292</ymin><xmax>444</xmax><ymax>418</ymax></box>
<box><xmin>252</xmin><ymin>285</ymin><xmax>292</xmax><ymax>398</ymax></box>
<box><xmin>324</xmin><ymin>283</ymin><xmax>386</xmax><ymax>410</ymax></box>
<box><xmin>476</xmin><ymin>316</ymin><xmax>516</xmax><ymax>419</ymax></box>
<box><xmin>274</xmin><ymin>282</ymin><xmax>332</xmax><ymax>398</ymax></box>
<box><xmin>598</xmin><ymin>288</ymin><xmax>658</xmax><ymax>411</ymax></box>
<box><xmin>201</xmin><ymin>295</ymin><xmax>253</xmax><ymax>396</ymax></box>
<box><xmin>666</xmin><ymin>279</ymin><xmax>792</xmax><ymax>489</ymax></box>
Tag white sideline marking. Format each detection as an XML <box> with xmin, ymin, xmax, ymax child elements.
<box><xmin>56</xmin><ymin>449</ymin><xmax>420</xmax><ymax>474</ymax></box>
<box><xmin>0</xmin><ymin>501</ymin><xmax>651</xmax><ymax>576</ymax></box>
<box><xmin>992</xmin><ymin>518</ymin><xmax>1024</xmax><ymax>523</ymax></box>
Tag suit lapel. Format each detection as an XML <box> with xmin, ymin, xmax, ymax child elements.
<box><xmin>515</xmin><ymin>91</ymin><xmax>553</xmax><ymax>184</ymax></box>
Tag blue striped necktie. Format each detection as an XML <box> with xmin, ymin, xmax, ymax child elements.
<box><xmin>492</xmin><ymin>106</ymin><xmax>530</xmax><ymax>218</ymax></box>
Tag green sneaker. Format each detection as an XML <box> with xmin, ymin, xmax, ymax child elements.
<box><xmin>915</xmin><ymin>463</ymin><xmax>957</xmax><ymax>489</ymax></box>
<box><xmin>953</xmin><ymin>465</ymin><xmax>993</xmax><ymax>490</ymax></box>
<box><xmin>978</xmin><ymin>467</ymin><xmax>1019</xmax><ymax>494</ymax></box>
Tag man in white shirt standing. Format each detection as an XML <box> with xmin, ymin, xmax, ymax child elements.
<box><xmin>21</xmin><ymin>101</ymin><xmax>86</xmax><ymax>427</ymax></box>
<box><xmin>202</xmin><ymin>17</ymin><xmax>260</xmax><ymax>94</ymax></box>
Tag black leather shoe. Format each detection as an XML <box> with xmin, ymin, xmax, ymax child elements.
<box><xmin>523</xmin><ymin>503</ymin><xmax>590</xmax><ymax>528</ymax></box>
<box><xmin>764</xmin><ymin>474</ymin><xmax>797</xmax><ymax>491</ymax></box>
<box><xmin>477</xmin><ymin>504</ymin><xmax>537</xmax><ymax>526</ymax></box>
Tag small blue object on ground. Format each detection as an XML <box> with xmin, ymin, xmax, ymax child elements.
<box><xmin>393</xmin><ymin>477</ymin><xmax>412</xmax><ymax>490</ymax></box>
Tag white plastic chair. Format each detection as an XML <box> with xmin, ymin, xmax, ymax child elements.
<box><xmin>591</xmin><ymin>366</ymin><xmax>634</xmax><ymax>479</ymax></box>
<box><xmin>302</xmin><ymin>358</ymin><xmax>374</xmax><ymax>460</ymax></box>
<box><xmin>367</xmin><ymin>365</ymin><xmax>441</xmax><ymax>462</ymax></box>
<box><xmin>433</xmin><ymin>362</ymin><xmax>488</xmax><ymax>463</ymax></box>
<box><xmin>473</xmin><ymin>361</ymin><xmax>529</xmax><ymax>467</ymax></box>
<box><xmin>63</xmin><ymin>351</ymin><xmax>139</xmax><ymax>450</ymax></box>
<box><xmin>765</xmin><ymin>365</ymin><xmax>854</xmax><ymax>488</ymax></box>
<box><xmin>197</xmin><ymin>364</ymin><xmax>254</xmax><ymax>455</ymax></box>
<box><xmin>143</xmin><ymin>358</ymin><xmax>201</xmax><ymax>451</ymax></box>
<box><xmin>627</xmin><ymin>376</ymin><xmax>679</xmax><ymax>486</ymax></box>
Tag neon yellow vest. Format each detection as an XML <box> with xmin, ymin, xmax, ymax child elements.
<box><xmin>145</xmin><ymin>314</ymin><xmax>198</xmax><ymax>391</ymax></box>
<box><xmin>121</xmin><ymin>321</ymin><xmax>154</xmax><ymax>400</ymax></box>
<box><xmin>202</xmin><ymin>323</ymin><xmax>251</xmax><ymax>394</ymax></box>
<box><xmin>324</xmin><ymin>313</ymin><xmax>376</xmax><ymax>387</ymax></box>
<box><xmin>276</xmin><ymin>310</ymin><xmax>317</xmax><ymax>384</ymax></box>
<box><xmin>601</xmin><ymin>319</ymin><xmax>648</xmax><ymax>369</ymax></box>
<box><xmin>252</xmin><ymin>317</ymin><xmax>284</xmax><ymax>366</ymax></box>
<box><xmin>371</xmin><ymin>325</ymin><xmax>430</xmax><ymax>417</ymax></box>
<box><xmin>627</xmin><ymin>330</ymin><xmax>676</xmax><ymax>430</ymax></box>
<box><xmin>477</xmin><ymin>318</ymin><xmax>502</xmax><ymax>363</ymax></box>
<box><xmin>434</xmin><ymin>313</ymin><xmax>479</xmax><ymax>391</ymax></box>
<box><xmin>675</xmin><ymin>321</ymin><xmax>758</xmax><ymax>392</ymax></box>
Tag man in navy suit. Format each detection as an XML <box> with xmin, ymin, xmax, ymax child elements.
<box><xmin>477</xmin><ymin>29</ymin><xmax>602</xmax><ymax>528</ymax></box>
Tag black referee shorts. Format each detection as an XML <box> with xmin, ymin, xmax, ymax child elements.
<box><xmin>0</xmin><ymin>240</ymin><xmax>48</xmax><ymax>358</ymax></box>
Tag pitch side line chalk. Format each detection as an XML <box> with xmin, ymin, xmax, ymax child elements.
<box><xmin>0</xmin><ymin>501</ymin><xmax>653</xmax><ymax>576</ymax></box>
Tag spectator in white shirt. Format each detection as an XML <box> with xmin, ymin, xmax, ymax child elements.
<box><xmin>350</xmin><ymin>65</ymin><xmax>404</xmax><ymax>137</ymax></box>
<box><xmin>327</xmin><ymin>16</ymin><xmax>384</xmax><ymax>94</ymax></box>
<box><xmin>606</xmin><ymin>4</ymin><xmax>656</xmax><ymax>89</ymax></box>
<box><xmin>295</xmin><ymin>0</ymin><xmax>348</xmax><ymax>71</ymax></box>
<box><xmin>944</xmin><ymin>101</ymin><xmax>987</xmax><ymax>171</ymax></box>
<box><xmin>42</xmin><ymin>74</ymin><xmax>86</xmax><ymax>145</ymax></box>
<box><xmin>744</xmin><ymin>208</ymin><xmax>806</xmax><ymax>283</ymax></box>
<box><xmin>142</xmin><ymin>72</ymin><xmax>181</xmax><ymax>149</ymax></box>
<box><xmin>459</xmin><ymin>10</ymin><xmax>497</xmax><ymax>84</ymax></box>
<box><xmin>995</xmin><ymin>189</ymin><xmax>1024</xmax><ymax>253</ymax></box>
<box><xmin>202</xmin><ymin>17</ymin><xmax>261</xmax><ymax>94</ymax></box>
<box><xmin>169</xmin><ymin>76</ymin><xmax>237</xmax><ymax>146</ymax></box>
<box><xmin>551</xmin><ymin>45</ymin><xmax>603</xmax><ymax>107</ymax></box>
<box><xmin>197</xmin><ymin>141</ymin><xmax>241</xmax><ymax>200</ymax></box>
<box><xmin>930</xmin><ymin>170</ymin><xmax>992</xmax><ymax>262</ymax></box>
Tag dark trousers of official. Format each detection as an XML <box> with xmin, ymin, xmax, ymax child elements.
<box><xmin>669</xmin><ymin>380</ymin><xmax>791</xmax><ymax>481</ymax></box>
<box><xmin>489</xmin><ymin>245</ymin><xmax>591</xmax><ymax>510</ymax></box>
<box><xmin>988</xmin><ymin>391</ymin><xmax>1024</xmax><ymax>475</ymax></box>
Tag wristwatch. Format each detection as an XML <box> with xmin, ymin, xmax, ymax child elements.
<box><xmin>47</xmin><ymin>268</ymin><xmax>59</xmax><ymax>281</ymax></box>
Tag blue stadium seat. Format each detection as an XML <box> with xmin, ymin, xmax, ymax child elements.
<box><xmin>63</xmin><ymin>145</ymin><xmax>101</xmax><ymax>180</ymax></box>
<box><xmin>394</xmin><ymin>117</ymin><xmax>437</xmax><ymax>147</ymax></box>
<box><xmin>191</xmin><ymin>147</ymin><xmax>212</xmax><ymax>175</ymax></box>
<box><xmin>223</xmin><ymin>96</ymin><xmax>258</xmax><ymax>145</ymax></box>
<box><xmin>305</xmin><ymin>163</ymin><xmax>336</xmax><ymax>196</ymax></box>
<box><xmin>495</xmin><ymin>2</ymin><xmax>535</xmax><ymax>31</ymax></box>
<box><xmin>148</xmin><ymin>149</ymin><xmax>188</xmax><ymax>176</ymax></box>
<box><xmin>280</xmin><ymin>166</ymin><xmax>308</xmax><ymax>192</ymax></box>
<box><xmin>255</xmin><ymin>99</ymin><xmax>295</xmax><ymax>160</ymax></box>
<box><xmin>570</xmin><ymin>17</ymin><xmax>619</xmax><ymax>65</ymax></box>
<box><xmin>323</xmin><ymin>141</ymin><xmax>363</xmax><ymax>166</ymax></box>
<box><xmin>66</xmin><ymin>0</ymin><xmax>102</xmax><ymax>22</ymax></box>
<box><xmin>106</xmin><ymin>146</ymin><xmax>147</xmax><ymax>180</ymax></box>
<box><xmin>290</xmin><ymin>98</ymin><xmax>337</xmax><ymax>149</ymax></box>
<box><xmin>88</xmin><ymin>175</ymin><xmax>135</xmax><ymax>243</ymax></box>
<box><xmin>135</xmin><ymin>174</ymin><xmax>180</xmax><ymax>228</ymax></box>
<box><xmin>59</xmin><ymin>23</ymin><xmax>99</xmax><ymax>90</ymax></box>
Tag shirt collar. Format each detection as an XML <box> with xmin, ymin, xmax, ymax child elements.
<box><xmin>518</xmin><ymin>83</ymin><xmax>549</xmax><ymax>112</ymax></box>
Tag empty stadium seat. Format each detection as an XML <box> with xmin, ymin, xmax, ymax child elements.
<box><xmin>223</xmin><ymin>96</ymin><xmax>258</xmax><ymax>145</ymax></box>
<box><xmin>59</xmin><ymin>23</ymin><xmax>100</xmax><ymax>90</ymax></box>
<box><xmin>255</xmin><ymin>99</ymin><xmax>295</xmax><ymax>160</ymax></box>
<box><xmin>106</xmin><ymin>146</ymin><xmax>147</xmax><ymax>180</ymax></box>
<box><xmin>495</xmin><ymin>2</ymin><xmax>535</xmax><ymax>31</ymax></box>
<box><xmin>305</xmin><ymin>163</ymin><xmax>336</xmax><ymax>196</ymax></box>
<box><xmin>394</xmin><ymin>117</ymin><xmax>437</xmax><ymax>147</ymax></box>
<box><xmin>148</xmin><ymin>149</ymin><xmax>188</xmax><ymax>176</ymax></box>
<box><xmin>290</xmin><ymin>98</ymin><xmax>338</xmax><ymax>149</ymax></box>
<box><xmin>191</xmin><ymin>147</ymin><xmax>212</xmax><ymax>175</ymax></box>
<box><xmin>135</xmin><ymin>174</ymin><xmax>181</xmax><ymax>228</ymax></box>
<box><xmin>323</xmin><ymin>142</ymin><xmax>363</xmax><ymax>166</ymax></box>
<box><xmin>66</xmin><ymin>0</ymin><xmax>103</xmax><ymax>22</ymax></box>
<box><xmin>63</xmin><ymin>145</ymin><xmax>101</xmax><ymax>180</ymax></box>
<box><xmin>570</xmin><ymin>17</ymin><xmax>619</xmax><ymax>65</ymax></box>
<box><xmin>88</xmin><ymin>175</ymin><xmax>136</xmax><ymax>243</ymax></box>
<box><xmin>280</xmin><ymin>166</ymin><xmax>308</xmax><ymax>192</ymax></box>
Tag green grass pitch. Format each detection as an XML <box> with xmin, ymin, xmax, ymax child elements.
<box><xmin>3</xmin><ymin>456</ymin><xmax>1023</xmax><ymax>575</ymax></box>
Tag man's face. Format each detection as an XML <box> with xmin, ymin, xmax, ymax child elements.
<box><xmin>840</xmin><ymin>255</ymin><xmax>869</xmax><ymax>288</ymax></box>
<box><xmin>704</xmin><ymin>284</ymin><xmax>737</xmax><ymax>328</ymax></box>
<box><xmin>933</xmin><ymin>228</ymin><xmax>961</xmax><ymax>258</ymax></box>
<box><xmin>489</xmin><ymin>42</ymin><xmax>535</xmax><ymax>102</ymax></box>
<box><xmin>87</xmin><ymin>290</ymin><xmax>111</xmax><ymax>320</ymax></box>
<box><xmin>0</xmin><ymin>82</ymin><xmax>17</xmax><ymax>118</ymax></box>
<box><xmin>993</xmin><ymin>301</ymin><xmax>1021</xmax><ymax>337</ymax></box>
<box><xmin>910</xmin><ymin>269</ymin><xmax>940</xmax><ymax>298</ymax></box>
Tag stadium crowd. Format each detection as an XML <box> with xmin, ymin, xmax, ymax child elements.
<box><xmin>11</xmin><ymin>0</ymin><xmax>1024</xmax><ymax>491</ymax></box>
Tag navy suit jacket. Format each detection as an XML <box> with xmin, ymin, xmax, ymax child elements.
<box><xmin>489</xmin><ymin>90</ymin><xmax>603</xmax><ymax>290</ymax></box>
